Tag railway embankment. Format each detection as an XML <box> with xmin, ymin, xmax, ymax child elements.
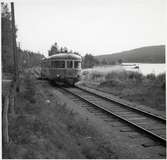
<box><xmin>3</xmin><ymin>72</ymin><xmax>119</xmax><ymax>159</ymax></box>
<box><xmin>80</xmin><ymin>70</ymin><xmax>166</xmax><ymax>112</ymax></box>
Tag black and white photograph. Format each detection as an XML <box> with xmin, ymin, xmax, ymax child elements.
<box><xmin>2</xmin><ymin>0</ymin><xmax>166</xmax><ymax>159</ymax></box>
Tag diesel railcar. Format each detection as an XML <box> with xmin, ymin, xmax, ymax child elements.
<box><xmin>41</xmin><ymin>53</ymin><xmax>82</xmax><ymax>85</ymax></box>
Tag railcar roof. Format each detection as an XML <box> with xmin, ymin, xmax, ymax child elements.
<box><xmin>47</xmin><ymin>53</ymin><xmax>82</xmax><ymax>60</ymax></box>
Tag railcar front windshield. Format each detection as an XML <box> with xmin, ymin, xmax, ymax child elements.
<box><xmin>51</xmin><ymin>61</ymin><xmax>65</xmax><ymax>68</ymax></box>
<box><xmin>74</xmin><ymin>61</ymin><xmax>81</xmax><ymax>69</ymax></box>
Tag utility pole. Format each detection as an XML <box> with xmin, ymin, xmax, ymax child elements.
<box><xmin>11</xmin><ymin>2</ymin><xmax>19</xmax><ymax>92</ymax></box>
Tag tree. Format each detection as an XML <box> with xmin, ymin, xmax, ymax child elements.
<box><xmin>82</xmin><ymin>54</ymin><xmax>99</xmax><ymax>68</ymax></box>
<box><xmin>60</xmin><ymin>47</ymin><xmax>63</xmax><ymax>53</ymax></box>
<box><xmin>18</xmin><ymin>49</ymin><xmax>44</xmax><ymax>69</ymax></box>
<box><xmin>1</xmin><ymin>3</ymin><xmax>14</xmax><ymax>73</ymax></box>
<box><xmin>118</xmin><ymin>59</ymin><xmax>123</xmax><ymax>64</ymax></box>
<box><xmin>63</xmin><ymin>47</ymin><xmax>68</xmax><ymax>53</ymax></box>
<box><xmin>109</xmin><ymin>61</ymin><xmax>116</xmax><ymax>65</ymax></box>
<box><xmin>48</xmin><ymin>42</ymin><xmax>59</xmax><ymax>56</ymax></box>
<box><xmin>2</xmin><ymin>3</ymin><xmax>44</xmax><ymax>72</ymax></box>
<box><xmin>48</xmin><ymin>42</ymin><xmax>82</xmax><ymax>56</ymax></box>
<box><xmin>101</xmin><ymin>58</ymin><xmax>107</xmax><ymax>65</ymax></box>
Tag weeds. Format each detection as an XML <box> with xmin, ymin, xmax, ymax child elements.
<box><xmin>127</xmin><ymin>71</ymin><xmax>143</xmax><ymax>82</ymax></box>
<box><xmin>83</xmin><ymin>69</ymin><xmax>165</xmax><ymax>87</ymax></box>
<box><xmin>91</xmin><ymin>72</ymin><xmax>104</xmax><ymax>80</ymax></box>
<box><xmin>6</xmin><ymin>74</ymin><xmax>117</xmax><ymax>159</ymax></box>
<box><xmin>23</xmin><ymin>74</ymin><xmax>36</xmax><ymax>103</ymax></box>
<box><xmin>105</xmin><ymin>71</ymin><xmax>128</xmax><ymax>81</ymax></box>
<box><xmin>146</xmin><ymin>73</ymin><xmax>156</xmax><ymax>81</ymax></box>
<box><xmin>81</xmin><ymin>70</ymin><xmax>165</xmax><ymax>111</ymax></box>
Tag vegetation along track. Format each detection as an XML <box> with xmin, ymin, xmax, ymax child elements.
<box><xmin>58</xmin><ymin>85</ymin><xmax>166</xmax><ymax>146</ymax></box>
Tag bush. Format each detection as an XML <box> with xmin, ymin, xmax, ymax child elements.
<box><xmin>100</xmin><ymin>79</ymin><xmax>123</xmax><ymax>87</ymax></box>
<box><xmin>156</xmin><ymin>73</ymin><xmax>166</xmax><ymax>89</ymax></box>
<box><xmin>91</xmin><ymin>72</ymin><xmax>103</xmax><ymax>81</ymax></box>
<box><xmin>105</xmin><ymin>71</ymin><xmax>128</xmax><ymax>81</ymax></box>
<box><xmin>156</xmin><ymin>73</ymin><xmax>165</xmax><ymax>83</ymax></box>
<box><xmin>23</xmin><ymin>74</ymin><xmax>36</xmax><ymax>103</ymax></box>
<box><xmin>105</xmin><ymin>71</ymin><xmax>143</xmax><ymax>83</ymax></box>
<box><xmin>146</xmin><ymin>73</ymin><xmax>165</xmax><ymax>89</ymax></box>
<box><xmin>127</xmin><ymin>71</ymin><xmax>143</xmax><ymax>83</ymax></box>
<box><xmin>146</xmin><ymin>73</ymin><xmax>156</xmax><ymax>81</ymax></box>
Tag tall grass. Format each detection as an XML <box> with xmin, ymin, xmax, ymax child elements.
<box><xmin>82</xmin><ymin>69</ymin><xmax>165</xmax><ymax>88</ymax></box>
<box><xmin>81</xmin><ymin>70</ymin><xmax>165</xmax><ymax>111</ymax></box>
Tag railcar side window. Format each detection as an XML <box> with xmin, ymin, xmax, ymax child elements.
<box><xmin>74</xmin><ymin>61</ymin><xmax>81</xmax><ymax>69</ymax></box>
<box><xmin>67</xmin><ymin>61</ymin><xmax>73</xmax><ymax>68</ymax></box>
<box><xmin>52</xmin><ymin>61</ymin><xmax>65</xmax><ymax>68</ymax></box>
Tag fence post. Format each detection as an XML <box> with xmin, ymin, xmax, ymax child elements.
<box><xmin>9</xmin><ymin>95</ymin><xmax>15</xmax><ymax>115</ymax></box>
<box><xmin>3</xmin><ymin>96</ymin><xmax>9</xmax><ymax>144</ymax></box>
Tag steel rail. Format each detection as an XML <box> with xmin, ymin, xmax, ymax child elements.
<box><xmin>76</xmin><ymin>86</ymin><xmax>166</xmax><ymax>122</ymax></box>
<box><xmin>61</xmin><ymin>87</ymin><xmax>166</xmax><ymax>146</ymax></box>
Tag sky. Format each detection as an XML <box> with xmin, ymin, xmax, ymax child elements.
<box><xmin>12</xmin><ymin>0</ymin><xmax>166</xmax><ymax>57</ymax></box>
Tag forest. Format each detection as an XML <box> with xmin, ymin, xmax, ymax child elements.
<box><xmin>1</xmin><ymin>3</ymin><xmax>44</xmax><ymax>74</ymax></box>
<box><xmin>1</xmin><ymin>2</ymin><xmax>116</xmax><ymax>72</ymax></box>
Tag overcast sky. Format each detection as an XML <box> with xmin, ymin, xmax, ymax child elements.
<box><xmin>14</xmin><ymin>0</ymin><xmax>165</xmax><ymax>57</ymax></box>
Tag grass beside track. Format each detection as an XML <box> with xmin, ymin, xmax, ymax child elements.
<box><xmin>3</xmin><ymin>72</ymin><xmax>117</xmax><ymax>159</ymax></box>
<box><xmin>81</xmin><ymin>70</ymin><xmax>165</xmax><ymax>111</ymax></box>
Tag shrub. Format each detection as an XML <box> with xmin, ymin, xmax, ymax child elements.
<box><xmin>127</xmin><ymin>71</ymin><xmax>143</xmax><ymax>83</ymax></box>
<box><xmin>100</xmin><ymin>79</ymin><xmax>123</xmax><ymax>87</ymax></box>
<box><xmin>156</xmin><ymin>73</ymin><xmax>165</xmax><ymax>83</ymax></box>
<box><xmin>105</xmin><ymin>72</ymin><xmax>115</xmax><ymax>81</ymax></box>
<box><xmin>161</xmin><ymin>82</ymin><xmax>166</xmax><ymax>90</ymax></box>
<box><xmin>156</xmin><ymin>73</ymin><xmax>166</xmax><ymax>89</ymax></box>
<box><xmin>23</xmin><ymin>74</ymin><xmax>36</xmax><ymax>103</ymax></box>
<box><xmin>105</xmin><ymin>71</ymin><xmax>128</xmax><ymax>81</ymax></box>
<box><xmin>146</xmin><ymin>73</ymin><xmax>156</xmax><ymax>81</ymax></box>
<box><xmin>91</xmin><ymin>72</ymin><xmax>103</xmax><ymax>80</ymax></box>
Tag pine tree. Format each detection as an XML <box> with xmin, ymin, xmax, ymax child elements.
<box><xmin>1</xmin><ymin>3</ymin><xmax>14</xmax><ymax>73</ymax></box>
<box><xmin>48</xmin><ymin>42</ymin><xmax>59</xmax><ymax>56</ymax></box>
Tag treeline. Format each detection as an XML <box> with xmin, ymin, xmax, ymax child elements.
<box><xmin>18</xmin><ymin>49</ymin><xmax>44</xmax><ymax>69</ymax></box>
<box><xmin>1</xmin><ymin>3</ymin><xmax>44</xmax><ymax>73</ymax></box>
<box><xmin>83</xmin><ymin>44</ymin><xmax>166</xmax><ymax>68</ymax></box>
<box><xmin>95</xmin><ymin>45</ymin><xmax>165</xmax><ymax>64</ymax></box>
<box><xmin>48</xmin><ymin>42</ymin><xmax>80</xmax><ymax>56</ymax></box>
<box><xmin>48</xmin><ymin>43</ymin><xmax>122</xmax><ymax>68</ymax></box>
<box><xmin>82</xmin><ymin>54</ymin><xmax>122</xmax><ymax>68</ymax></box>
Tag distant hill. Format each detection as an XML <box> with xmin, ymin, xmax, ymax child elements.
<box><xmin>95</xmin><ymin>45</ymin><xmax>165</xmax><ymax>64</ymax></box>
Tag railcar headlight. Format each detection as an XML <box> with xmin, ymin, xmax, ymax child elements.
<box><xmin>56</xmin><ymin>74</ymin><xmax>60</xmax><ymax>77</ymax></box>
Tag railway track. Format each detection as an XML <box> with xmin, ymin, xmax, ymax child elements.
<box><xmin>59</xmin><ymin>86</ymin><xmax>166</xmax><ymax>146</ymax></box>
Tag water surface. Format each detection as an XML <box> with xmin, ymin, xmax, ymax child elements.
<box><xmin>83</xmin><ymin>63</ymin><xmax>166</xmax><ymax>76</ymax></box>
<box><xmin>122</xmin><ymin>63</ymin><xmax>165</xmax><ymax>75</ymax></box>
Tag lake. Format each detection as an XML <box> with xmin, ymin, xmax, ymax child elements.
<box><xmin>122</xmin><ymin>63</ymin><xmax>166</xmax><ymax>75</ymax></box>
<box><xmin>84</xmin><ymin>63</ymin><xmax>166</xmax><ymax>76</ymax></box>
